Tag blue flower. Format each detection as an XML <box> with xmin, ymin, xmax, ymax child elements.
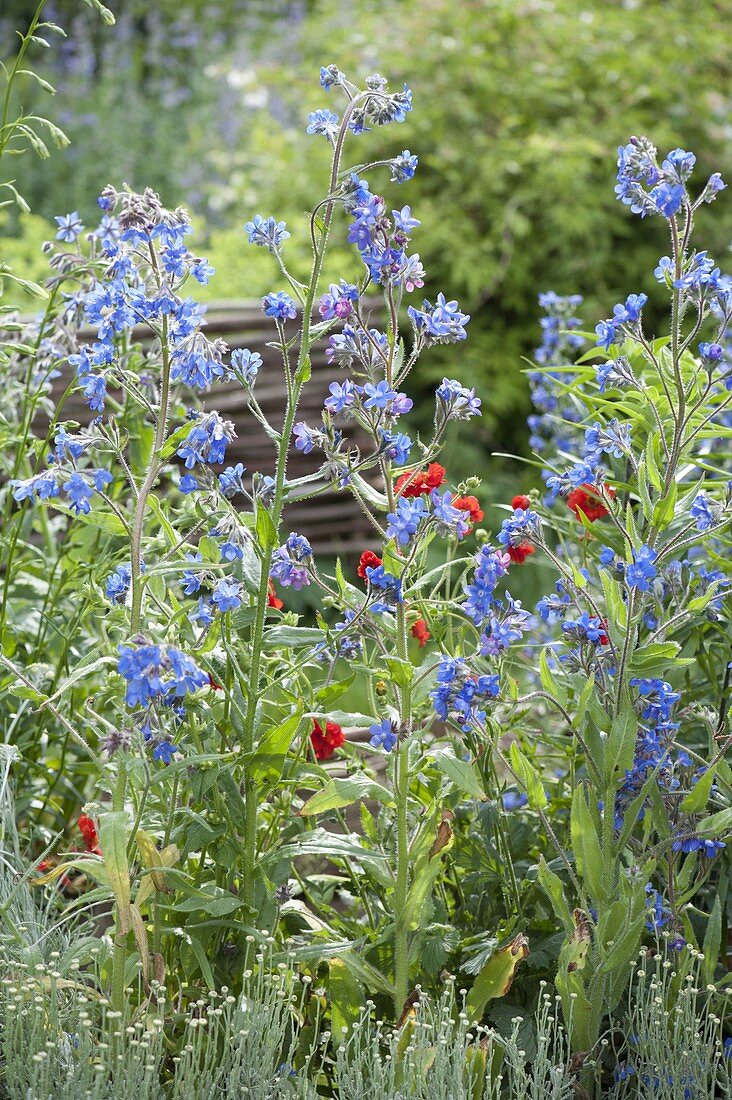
<box><xmin>661</xmin><ymin>148</ymin><xmax>695</xmax><ymax>183</ymax></box>
<box><xmin>181</xmin><ymin>553</ymin><xmax>203</xmax><ymax>595</ymax></box>
<box><xmin>379</xmin><ymin>429</ymin><xmax>412</xmax><ymax>465</ymax></box>
<box><xmin>219</xmin><ymin>463</ymin><xmax>246</xmax><ymax>498</ymax></box>
<box><xmin>245</xmin><ymin>215</ymin><xmax>290</xmax><ymax>252</ymax></box>
<box><xmin>230</xmin><ymin>347</ymin><xmax>262</xmax><ymax>386</ymax></box>
<box><xmin>176</xmin><ymin>412</ymin><xmax>235</xmax><ymax>468</ymax></box>
<box><xmin>211</xmin><ymin>578</ymin><xmax>243</xmax><ymax>613</ymax></box>
<box><xmin>463</xmin><ymin>545</ymin><xmax>511</xmax><ymax>626</ymax></box>
<box><xmin>106</xmin><ymin>564</ymin><xmax>132</xmax><ymax>605</ymax></box>
<box><xmin>293</xmin><ymin>422</ymin><xmax>317</xmax><ymax>454</ymax></box>
<box><xmin>650</xmin><ymin>182</ymin><xmax>684</xmax><ymax>218</ymax></box>
<box><xmin>626</xmin><ymin>545</ymin><xmax>658</xmax><ymax>592</ymax></box>
<box><xmin>63</xmin><ymin>472</ymin><xmax>94</xmax><ymax>515</ymax></box>
<box><xmin>179</xmin><ymin>474</ymin><xmax>199</xmax><ymax>494</ymax></box>
<box><xmin>502</xmin><ymin>790</ymin><xmax>528</xmax><ymax>811</ymax></box>
<box><xmin>595</xmin><ymin>319</ymin><xmax>620</xmax><ymax>351</ymax></box>
<box><xmin>430</xmin><ymin>656</ymin><xmax>499</xmax><ymax>729</ymax></box>
<box><xmin>409</xmin><ymin>294</ymin><xmax>470</xmax><ymax>344</ymax></box>
<box><xmin>306</xmin><ymin>108</ymin><xmax>339</xmax><ymax>141</ymax></box>
<box><xmin>698</xmin><ymin>341</ymin><xmax>723</xmax><ymax>363</ymax></box>
<box><xmin>117</xmin><ymin>644</ymin><xmax>166</xmax><ymax>707</ymax></box>
<box><xmin>362</xmin><ymin>380</ymin><xmax>398</xmax><ymax>410</ymax></box>
<box><xmin>55</xmin><ymin>211</ymin><xmax>85</xmax><ymax>242</ymax></box>
<box><xmin>430</xmin><ymin>489</ymin><xmax>471</xmax><ymax>540</ymax></box>
<box><xmin>365</xmin><ymin>565</ymin><xmax>402</xmax><ymax>613</ymax></box>
<box><xmin>390</xmin><ymin>150</ymin><xmax>418</xmax><ymax>184</ymax></box>
<box><xmin>189</xmin><ymin>597</ymin><xmax>215</xmax><ymax>626</ymax></box>
<box><xmin>435</xmin><ymin>378</ymin><xmax>481</xmax><ymax>419</ymax></box>
<box><xmin>152</xmin><ymin>740</ymin><xmax>180</xmax><ymax>765</ymax></box>
<box><xmin>320</xmin><ymin>64</ymin><xmax>345</xmax><ymax>91</ymax></box>
<box><xmin>386</xmin><ymin>496</ymin><xmax>428</xmax><ymax>546</ymax></box>
<box><xmin>262</xmin><ymin>291</ymin><xmax>297</xmax><ymax>320</ymax></box>
<box><xmin>671</xmin><ymin>834</ymin><xmax>725</xmax><ymax>857</ymax></box>
<box><xmin>690</xmin><ymin>492</ymin><xmax>717</xmax><ymax>531</ymax></box>
<box><xmin>324</xmin><ymin>380</ymin><xmax>358</xmax><ymax>413</ymax></box>
<box><xmin>270</xmin><ymin>533</ymin><xmax>313</xmax><ymax>590</ymax></box>
<box><xmin>369</xmin><ymin>718</ymin><xmax>398</xmax><ymax>752</ymax></box>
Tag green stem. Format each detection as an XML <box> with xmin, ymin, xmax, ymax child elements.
<box><xmin>130</xmin><ymin>315</ymin><xmax>171</xmax><ymax>632</ymax></box>
<box><xmin>111</xmin><ymin>757</ymin><xmax>127</xmax><ymax>1014</ymax></box>
<box><xmin>393</xmin><ymin>604</ymin><xmax>412</xmax><ymax>1013</ymax></box>
<box><xmin>238</xmin><ymin>101</ymin><xmax>361</xmax><ymax>913</ymax></box>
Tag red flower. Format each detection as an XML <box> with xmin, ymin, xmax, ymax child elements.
<box><xmin>452</xmin><ymin>495</ymin><xmax>484</xmax><ymax>526</ymax></box>
<box><xmin>358</xmin><ymin>550</ymin><xmax>383</xmax><ymax>579</ymax></box>
<box><xmin>208</xmin><ymin>672</ymin><xmax>223</xmax><ymax>691</ymax></box>
<box><xmin>567</xmin><ymin>483</ymin><xmax>615</xmax><ymax>522</ymax></box>
<box><xmin>411</xmin><ymin>618</ymin><xmax>430</xmax><ymax>647</ymax></box>
<box><xmin>267</xmin><ymin>579</ymin><xmax>284</xmax><ymax>609</ymax></box>
<box><xmin>508</xmin><ymin>543</ymin><xmax>535</xmax><ymax>564</ymax></box>
<box><xmin>395</xmin><ymin>462</ymin><xmax>446</xmax><ymax>498</ymax></box>
<box><xmin>77</xmin><ymin>814</ymin><xmax>100</xmax><ymax>854</ymax></box>
<box><xmin>598</xmin><ymin>619</ymin><xmax>610</xmax><ymax>646</ymax></box>
<box><xmin>311</xmin><ymin>719</ymin><xmax>346</xmax><ymax>761</ymax></box>
<box><xmin>511</xmin><ymin>494</ymin><xmax>531</xmax><ymax>511</ymax></box>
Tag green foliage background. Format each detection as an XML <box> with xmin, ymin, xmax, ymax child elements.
<box><xmin>4</xmin><ymin>0</ymin><xmax>731</xmax><ymax>466</ymax></box>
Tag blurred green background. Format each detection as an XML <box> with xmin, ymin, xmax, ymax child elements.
<box><xmin>3</xmin><ymin>0</ymin><xmax>731</xmax><ymax>475</ymax></box>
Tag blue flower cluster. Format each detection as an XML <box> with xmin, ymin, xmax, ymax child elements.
<box><xmin>63</xmin><ymin>186</ymin><xmax>224</xmax><ymax>416</ymax></box>
<box><xmin>270</xmin><ymin>533</ymin><xmax>313</xmax><ymax>590</ymax></box>
<box><xmin>311</xmin><ymin>68</ymin><xmax>412</xmax><ymax>140</ymax></box>
<box><xmin>117</xmin><ymin>642</ymin><xmax>207</xmax><ymax>710</ymax></box>
<box><xmin>615</xmin><ymin>137</ymin><xmax>725</xmax><ymax>219</ymax></box>
<box><xmin>463</xmin><ymin>545</ymin><xmax>511</xmax><ymax>626</ymax></box>
<box><xmin>430</xmin><ymin>657</ymin><xmax>499</xmax><ymax>731</ymax></box>
<box><xmin>176</xmin><ymin>411</ymin><xmax>236</xmax><ymax>469</ymax></box>
<box><xmin>527</xmin><ymin>292</ymin><xmax>585</xmax><ymax>455</ymax></box>
<box><xmin>11</xmin><ymin>427</ymin><xmax>112</xmax><ymax>514</ymax></box>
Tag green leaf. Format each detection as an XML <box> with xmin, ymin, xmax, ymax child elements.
<box><xmin>299</xmin><ymin>775</ymin><xmax>394</xmax><ymax>816</ymax></box>
<box><xmin>98</xmin><ymin>811</ymin><xmax>131</xmax><ymax>934</ymax></box>
<box><xmin>383</xmin><ymin>655</ymin><xmax>414</xmax><ymax>687</ymax></box>
<box><xmin>702</xmin><ymin>895</ymin><xmax>723</xmax><ymax>986</ymax></box>
<box><xmin>255</xmin><ymin>503</ymin><xmax>277</xmax><ymax>552</ymax></box>
<box><xmin>536</xmin><ymin>857</ymin><xmax>573</xmax><ymax>934</ymax></box>
<box><xmin>509</xmin><ymin>742</ymin><xmax>547</xmax><ymax>810</ymax></box>
<box><xmin>251</xmin><ymin>710</ymin><xmax>303</xmax><ymax>786</ymax></box>
<box><xmin>681</xmin><ymin>764</ymin><xmax>717</xmax><ymax>814</ymax></box>
<box><xmin>328</xmin><ymin>958</ymin><xmax>365</xmax><ymax>1042</ymax></box>
<box><xmin>315</xmin><ymin>673</ymin><xmax>356</xmax><ymax>706</ymax></box>
<box><xmin>428</xmin><ymin>747</ymin><xmax>486</xmax><ymax>800</ymax></box>
<box><xmin>571</xmin><ymin>786</ymin><xmax>604</xmax><ymax>904</ymax></box>
<box><xmin>696</xmin><ymin>806</ymin><xmax>732</xmax><ymax>838</ymax></box>
<box><xmin>466</xmin><ymin>935</ymin><xmax>530</xmax><ymax>1021</ymax></box>
<box><xmin>263</xmin><ymin>625</ymin><xmax>325</xmax><ymax>649</ymax></box>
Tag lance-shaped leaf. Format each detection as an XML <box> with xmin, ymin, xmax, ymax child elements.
<box><xmin>129</xmin><ymin>903</ymin><xmax>150</xmax><ymax>984</ymax></box>
<box><xmin>98</xmin><ymin>811</ymin><xmax>131</xmax><ymax>934</ymax></box>
<box><xmin>466</xmin><ymin>934</ymin><xmax>530</xmax><ymax>1021</ymax></box>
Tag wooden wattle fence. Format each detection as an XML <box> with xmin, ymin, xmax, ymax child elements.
<box><xmin>53</xmin><ymin>300</ymin><xmax>379</xmax><ymax>557</ymax></box>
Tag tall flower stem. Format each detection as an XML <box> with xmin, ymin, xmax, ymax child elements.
<box><xmin>393</xmin><ymin>604</ymin><xmax>412</xmax><ymax>1013</ymax></box>
<box><xmin>110</xmin><ymin>757</ymin><xmax>127</xmax><ymax>1014</ymax></box>
<box><xmin>239</xmin><ymin>102</ymin><xmax>361</xmax><ymax>913</ymax></box>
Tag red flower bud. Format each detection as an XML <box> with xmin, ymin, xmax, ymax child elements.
<box><xmin>411</xmin><ymin>618</ymin><xmax>430</xmax><ymax>646</ymax></box>
<box><xmin>511</xmin><ymin>494</ymin><xmax>531</xmax><ymax>511</ymax></box>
